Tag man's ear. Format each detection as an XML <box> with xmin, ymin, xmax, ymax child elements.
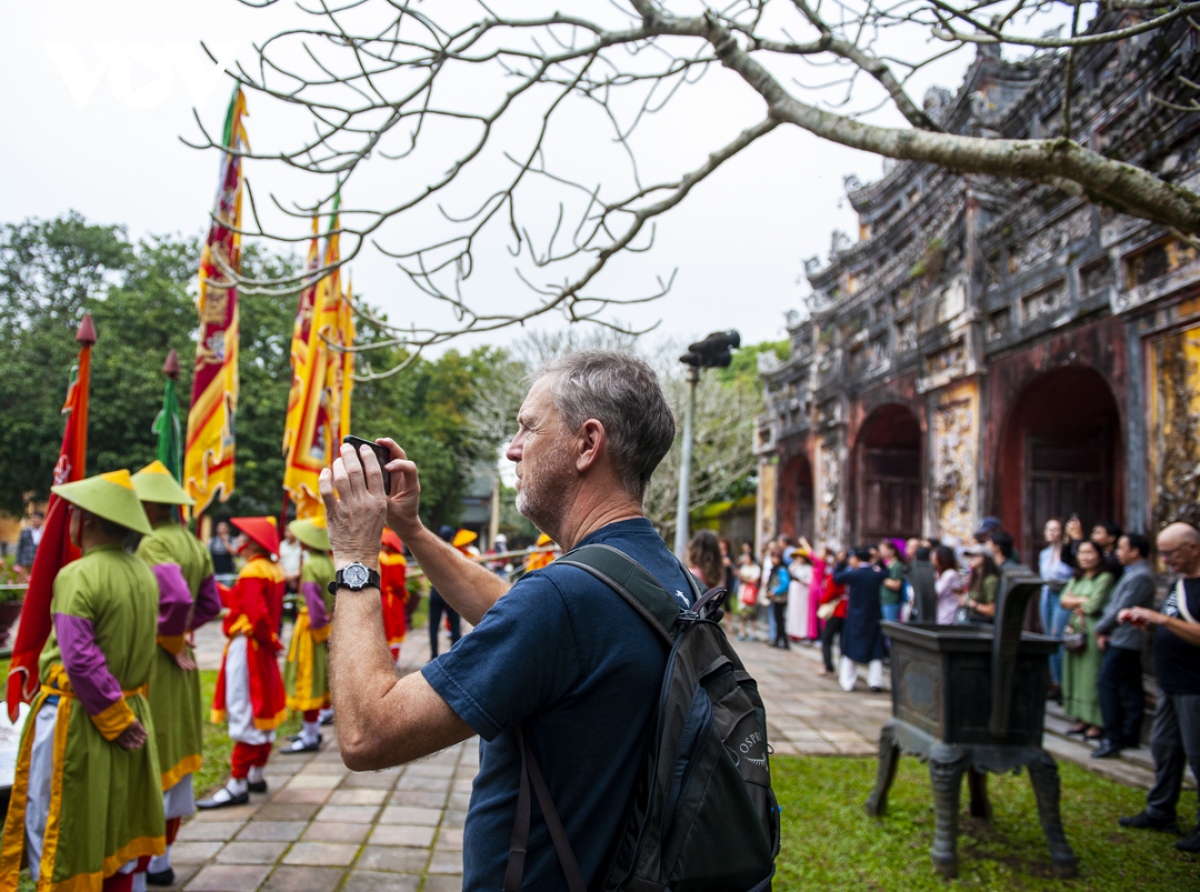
<box><xmin>575</xmin><ymin>419</ymin><xmax>605</xmax><ymax>473</ymax></box>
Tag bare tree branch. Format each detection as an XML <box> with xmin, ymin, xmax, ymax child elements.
<box><xmin>190</xmin><ymin>0</ymin><xmax>1200</xmax><ymax>377</ymax></box>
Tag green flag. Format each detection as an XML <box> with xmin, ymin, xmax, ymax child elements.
<box><xmin>154</xmin><ymin>350</ymin><xmax>183</xmax><ymax>482</ymax></box>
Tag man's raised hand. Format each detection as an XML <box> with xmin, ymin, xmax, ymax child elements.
<box><xmin>373</xmin><ymin>438</ymin><xmax>423</xmax><ymax>540</ymax></box>
<box><xmin>319</xmin><ymin>441</ymin><xmax>389</xmax><ymax>568</ymax></box>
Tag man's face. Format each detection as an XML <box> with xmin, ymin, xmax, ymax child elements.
<box><xmin>30</xmin><ymin>513</ymin><xmax>44</xmax><ymax>530</ymax></box>
<box><xmin>1158</xmin><ymin>532</ymin><xmax>1200</xmax><ymax>575</ymax></box>
<box><xmin>1116</xmin><ymin>536</ymin><xmax>1141</xmax><ymax>567</ymax></box>
<box><xmin>507</xmin><ymin>376</ymin><xmax>575</xmax><ymax>533</ymax></box>
<box><xmin>1092</xmin><ymin>525</ymin><xmax>1115</xmax><ymax>549</ymax></box>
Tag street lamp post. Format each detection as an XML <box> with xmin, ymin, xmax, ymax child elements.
<box><xmin>673</xmin><ymin>330</ymin><xmax>740</xmax><ymax>559</ymax></box>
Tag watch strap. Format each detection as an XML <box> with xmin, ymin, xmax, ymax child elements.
<box><xmin>328</xmin><ymin>565</ymin><xmax>381</xmax><ymax>595</ymax></box>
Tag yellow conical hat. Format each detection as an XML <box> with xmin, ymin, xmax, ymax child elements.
<box><xmin>52</xmin><ymin>470</ymin><xmax>153</xmax><ymax>536</ymax></box>
<box><xmin>289</xmin><ymin>517</ymin><xmax>330</xmax><ymax>552</ymax></box>
<box><xmin>132</xmin><ymin>460</ymin><xmax>195</xmax><ymax>506</ymax></box>
<box><xmin>452</xmin><ymin>529</ymin><xmax>478</xmax><ymax>549</ymax></box>
<box><xmin>536</xmin><ymin>533</ymin><xmax>553</xmax><ymax>547</ymax></box>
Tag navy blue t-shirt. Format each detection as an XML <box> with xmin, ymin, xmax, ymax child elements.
<box><xmin>422</xmin><ymin>518</ymin><xmax>695</xmax><ymax>891</ymax></box>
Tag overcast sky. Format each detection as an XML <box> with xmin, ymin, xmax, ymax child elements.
<box><xmin>2</xmin><ymin>1</ymin><xmax>996</xmax><ymax>354</ymax></box>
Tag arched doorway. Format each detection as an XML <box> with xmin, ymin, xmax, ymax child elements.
<box><xmin>996</xmin><ymin>366</ymin><xmax>1123</xmax><ymax>557</ymax></box>
<box><xmin>779</xmin><ymin>453</ymin><xmax>814</xmax><ymax>540</ymax></box>
<box><xmin>854</xmin><ymin>405</ymin><xmax>922</xmax><ymax>544</ymax></box>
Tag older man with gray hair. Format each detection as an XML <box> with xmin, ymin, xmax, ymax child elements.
<box><xmin>319</xmin><ymin>351</ymin><xmax>692</xmax><ymax>890</ymax></box>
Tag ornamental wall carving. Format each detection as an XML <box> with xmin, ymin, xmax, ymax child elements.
<box><xmin>1150</xmin><ymin>326</ymin><xmax>1200</xmax><ymax>530</ymax></box>
<box><xmin>931</xmin><ymin>382</ymin><xmax>980</xmax><ymax>543</ymax></box>
<box><xmin>817</xmin><ymin>435</ymin><xmax>844</xmax><ymax>548</ymax></box>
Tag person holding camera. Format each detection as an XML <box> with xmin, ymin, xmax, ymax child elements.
<box><xmin>320</xmin><ymin>351</ymin><xmax>697</xmax><ymax>889</ymax></box>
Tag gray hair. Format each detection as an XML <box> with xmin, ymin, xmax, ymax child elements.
<box><xmin>538</xmin><ymin>350</ymin><xmax>676</xmax><ymax>498</ymax></box>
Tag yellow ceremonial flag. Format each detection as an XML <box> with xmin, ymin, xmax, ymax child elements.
<box><xmin>339</xmin><ymin>273</ymin><xmax>355</xmax><ymax>442</ymax></box>
<box><xmin>184</xmin><ymin>87</ymin><xmax>246</xmax><ymax>515</ymax></box>
<box><xmin>283</xmin><ymin>217</ymin><xmax>321</xmax><ymax>462</ymax></box>
<box><xmin>282</xmin><ymin>201</ymin><xmax>341</xmax><ymax>520</ymax></box>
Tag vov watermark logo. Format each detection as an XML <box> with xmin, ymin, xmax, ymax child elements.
<box><xmin>44</xmin><ymin>42</ymin><xmax>239</xmax><ymax>110</ymax></box>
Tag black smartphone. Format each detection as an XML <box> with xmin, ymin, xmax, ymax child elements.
<box><xmin>342</xmin><ymin>435</ymin><xmax>392</xmax><ymax>493</ymax></box>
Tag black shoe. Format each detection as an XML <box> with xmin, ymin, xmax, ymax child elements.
<box><xmin>870</xmin><ymin>686</ymin><xmax>884</xmax><ymax>693</ymax></box>
<box><xmin>197</xmin><ymin>789</ymin><xmax>249</xmax><ymax>809</ymax></box>
<box><xmin>280</xmin><ymin>737</ymin><xmax>321</xmax><ymax>754</ymax></box>
<box><xmin>1119</xmin><ymin>810</ymin><xmax>1181</xmax><ymax>834</ymax></box>
<box><xmin>1177</xmin><ymin>827</ymin><xmax>1200</xmax><ymax>853</ymax></box>
<box><xmin>248</xmin><ymin>780</ymin><xmax>268</xmax><ymax>793</ymax></box>
<box><xmin>145</xmin><ymin>868</ymin><xmax>175</xmax><ymax>887</ymax></box>
<box><xmin>1091</xmin><ymin>740</ymin><xmax>1122</xmax><ymax>759</ymax></box>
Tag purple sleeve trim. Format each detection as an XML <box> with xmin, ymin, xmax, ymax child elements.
<box><xmin>152</xmin><ymin>564</ymin><xmax>193</xmax><ymax>637</ymax></box>
<box><xmin>302</xmin><ymin>581</ymin><xmax>329</xmax><ymax>630</ymax></box>
<box><xmin>191</xmin><ymin>575</ymin><xmax>223</xmax><ymax>630</ymax></box>
<box><xmin>53</xmin><ymin>613</ymin><xmax>123</xmax><ymax>717</ymax></box>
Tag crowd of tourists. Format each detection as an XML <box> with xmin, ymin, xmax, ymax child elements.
<box><xmin>703</xmin><ymin>514</ymin><xmax>1199</xmax><ymax>854</ymax></box>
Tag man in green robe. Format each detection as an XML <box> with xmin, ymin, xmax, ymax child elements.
<box><xmin>0</xmin><ymin>470</ymin><xmax>164</xmax><ymax>892</ymax></box>
<box><xmin>131</xmin><ymin>461</ymin><xmax>224</xmax><ymax>887</ymax></box>
<box><xmin>281</xmin><ymin>518</ymin><xmax>336</xmax><ymax>753</ymax></box>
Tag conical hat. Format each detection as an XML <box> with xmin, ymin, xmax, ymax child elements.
<box><xmin>381</xmin><ymin>529</ymin><xmax>403</xmax><ymax>552</ymax></box>
<box><xmin>52</xmin><ymin>470</ymin><xmax>153</xmax><ymax>536</ymax></box>
<box><xmin>452</xmin><ymin>529</ymin><xmax>478</xmax><ymax>549</ymax></box>
<box><xmin>132</xmin><ymin>460</ymin><xmax>195</xmax><ymax>506</ymax></box>
<box><xmin>232</xmin><ymin>516</ymin><xmax>280</xmax><ymax>557</ymax></box>
<box><xmin>289</xmin><ymin>517</ymin><xmax>330</xmax><ymax>552</ymax></box>
<box><xmin>536</xmin><ymin>532</ymin><xmax>553</xmax><ymax>547</ymax></box>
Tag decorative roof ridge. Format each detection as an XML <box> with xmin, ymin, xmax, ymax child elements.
<box><xmin>846</xmin><ymin>51</ymin><xmax>1045</xmax><ymax>211</ymax></box>
<box><xmin>812</xmin><ymin>209</ymin><xmax>965</xmax><ymax>319</ymax></box>
<box><xmin>809</xmin><ymin>176</ymin><xmax>965</xmax><ymax>286</ymax></box>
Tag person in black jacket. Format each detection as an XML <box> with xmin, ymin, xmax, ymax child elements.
<box><xmin>832</xmin><ymin>548</ymin><xmax>887</xmax><ymax>693</ymax></box>
<box><xmin>13</xmin><ymin>510</ymin><xmax>44</xmax><ymax>578</ymax></box>
<box><xmin>1092</xmin><ymin>533</ymin><xmax>1156</xmax><ymax>759</ymax></box>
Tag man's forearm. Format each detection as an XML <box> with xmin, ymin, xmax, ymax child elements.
<box><xmin>402</xmin><ymin>525</ymin><xmax>508</xmax><ymax>625</ymax></box>
<box><xmin>328</xmin><ymin>582</ymin><xmax>400</xmax><ymax>753</ymax></box>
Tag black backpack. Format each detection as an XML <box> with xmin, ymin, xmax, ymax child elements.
<box><xmin>503</xmin><ymin>543</ymin><xmax>781</xmax><ymax>892</ymax></box>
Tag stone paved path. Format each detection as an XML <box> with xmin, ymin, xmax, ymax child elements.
<box><xmin>178</xmin><ymin>621</ymin><xmax>1174</xmax><ymax>891</ymax></box>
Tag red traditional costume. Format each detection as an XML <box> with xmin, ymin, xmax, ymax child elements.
<box><xmin>201</xmin><ymin>518</ymin><xmax>285</xmax><ymax>809</ymax></box>
<box><xmin>379</xmin><ymin>530</ymin><xmax>407</xmax><ymax>663</ymax></box>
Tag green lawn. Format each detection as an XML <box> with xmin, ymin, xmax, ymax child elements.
<box><xmin>772</xmin><ymin>755</ymin><xmax>1197</xmax><ymax>891</ymax></box>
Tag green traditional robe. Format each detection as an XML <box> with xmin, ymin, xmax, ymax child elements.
<box><xmin>284</xmin><ymin>552</ymin><xmax>336</xmax><ymax>712</ymax></box>
<box><xmin>1061</xmin><ymin>571</ymin><xmax>1116</xmax><ymax>727</ymax></box>
<box><xmin>136</xmin><ymin>521</ymin><xmax>215</xmax><ymax>792</ymax></box>
<box><xmin>0</xmin><ymin>543</ymin><xmax>165</xmax><ymax>892</ymax></box>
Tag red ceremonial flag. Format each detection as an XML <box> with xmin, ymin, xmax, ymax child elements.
<box><xmin>5</xmin><ymin>315</ymin><xmax>95</xmax><ymax>722</ymax></box>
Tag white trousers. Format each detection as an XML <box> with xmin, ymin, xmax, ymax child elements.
<box><xmin>26</xmin><ymin>701</ymin><xmax>138</xmax><ymax>882</ymax></box>
<box><xmin>223</xmin><ymin>637</ymin><xmax>274</xmax><ymax>746</ymax></box>
<box><xmin>839</xmin><ymin>656</ymin><xmax>883</xmax><ymax>692</ymax></box>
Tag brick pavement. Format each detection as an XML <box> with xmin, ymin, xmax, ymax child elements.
<box><xmin>178</xmin><ymin>618</ymin><xmax>1174</xmax><ymax>891</ymax></box>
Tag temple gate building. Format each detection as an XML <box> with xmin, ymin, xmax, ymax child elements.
<box><xmin>756</xmin><ymin>16</ymin><xmax>1200</xmax><ymax>558</ymax></box>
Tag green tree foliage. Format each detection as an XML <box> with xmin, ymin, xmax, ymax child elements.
<box><xmin>0</xmin><ymin>213</ymin><xmax>509</xmax><ymax>524</ymax></box>
<box><xmin>352</xmin><ymin>337</ymin><xmax>512</xmax><ymax>529</ymax></box>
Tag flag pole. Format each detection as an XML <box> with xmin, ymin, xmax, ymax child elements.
<box><xmin>5</xmin><ymin>314</ymin><xmax>95</xmax><ymax>721</ymax></box>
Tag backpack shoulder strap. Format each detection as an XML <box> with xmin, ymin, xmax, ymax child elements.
<box><xmin>557</xmin><ymin>543</ymin><xmax>682</xmax><ymax>645</ymax></box>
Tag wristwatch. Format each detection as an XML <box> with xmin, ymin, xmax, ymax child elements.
<box><xmin>328</xmin><ymin>562</ymin><xmax>381</xmax><ymax>595</ymax></box>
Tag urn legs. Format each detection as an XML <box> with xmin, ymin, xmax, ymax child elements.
<box><xmin>865</xmin><ymin>722</ymin><xmax>1078</xmax><ymax>879</ymax></box>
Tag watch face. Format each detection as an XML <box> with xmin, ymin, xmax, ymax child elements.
<box><xmin>344</xmin><ymin>563</ymin><xmax>370</xmax><ymax>589</ymax></box>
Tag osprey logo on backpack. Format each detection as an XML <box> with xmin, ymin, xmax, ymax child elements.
<box><xmin>503</xmin><ymin>543</ymin><xmax>781</xmax><ymax>892</ymax></box>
